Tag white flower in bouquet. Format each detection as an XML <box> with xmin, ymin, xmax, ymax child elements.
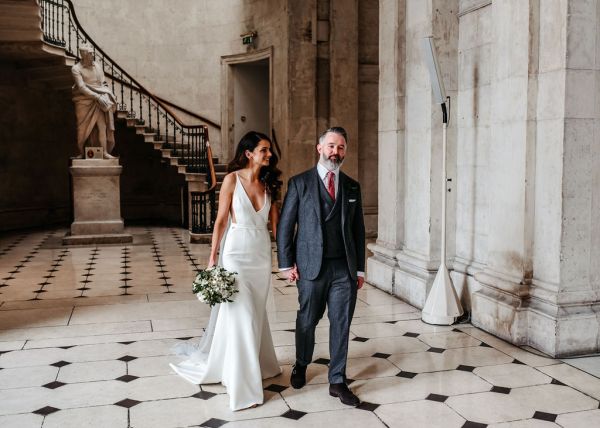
<box><xmin>192</xmin><ymin>266</ymin><xmax>238</xmax><ymax>307</ymax></box>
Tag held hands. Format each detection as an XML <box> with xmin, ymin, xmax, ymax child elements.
<box><xmin>357</xmin><ymin>276</ymin><xmax>364</xmax><ymax>290</ymax></box>
<box><xmin>282</xmin><ymin>265</ymin><xmax>299</xmax><ymax>282</ymax></box>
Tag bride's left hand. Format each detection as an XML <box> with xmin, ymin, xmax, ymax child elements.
<box><xmin>208</xmin><ymin>255</ymin><xmax>217</xmax><ymax>268</ymax></box>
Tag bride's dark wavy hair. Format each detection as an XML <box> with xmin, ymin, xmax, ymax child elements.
<box><xmin>227</xmin><ymin>131</ymin><xmax>283</xmax><ymax>200</ymax></box>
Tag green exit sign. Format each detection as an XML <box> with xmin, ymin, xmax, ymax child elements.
<box><xmin>241</xmin><ymin>32</ymin><xmax>257</xmax><ymax>45</ymax></box>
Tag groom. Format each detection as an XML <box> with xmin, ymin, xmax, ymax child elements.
<box><xmin>277</xmin><ymin>126</ymin><xmax>365</xmax><ymax>406</ymax></box>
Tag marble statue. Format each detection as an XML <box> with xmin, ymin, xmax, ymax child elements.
<box><xmin>71</xmin><ymin>43</ymin><xmax>117</xmax><ymax>159</ymax></box>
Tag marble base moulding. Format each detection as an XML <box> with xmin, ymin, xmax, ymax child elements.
<box><xmin>367</xmin><ymin>243</ymin><xmax>438</xmax><ymax>308</ymax></box>
<box><xmin>368</xmin><ymin>246</ymin><xmax>600</xmax><ymax>358</ymax></box>
<box><xmin>472</xmin><ymin>269</ymin><xmax>600</xmax><ymax>358</ymax></box>
<box><xmin>63</xmin><ymin>158</ymin><xmax>132</xmax><ymax>245</ymax></box>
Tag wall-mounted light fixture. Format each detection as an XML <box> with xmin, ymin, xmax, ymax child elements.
<box><xmin>241</xmin><ymin>31</ymin><xmax>257</xmax><ymax>45</ymax></box>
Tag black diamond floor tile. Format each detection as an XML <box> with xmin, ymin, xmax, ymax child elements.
<box><xmin>33</xmin><ymin>406</ymin><xmax>60</xmax><ymax>416</ymax></box>
<box><xmin>118</xmin><ymin>355</ymin><xmax>138</xmax><ymax>362</ymax></box>
<box><xmin>59</xmin><ymin>345</ymin><xmax>75</xmax><ymax>350</ymax></box>
<box><xmin>177</xmin><ymin>337</ymin><xmax>193</xmax><ymax>341</ymax></box>
<box><xmin>191</xmin><ymin>391</ymin><xmax>217</xmax><ymax>400</ymax></box>
<box><xmin>118</xmin><ymin>341</ymin><xmax>136</xmax><ymax>345</ymax></box>
<box><xmin>426</xmin><ymin>393</ymin><xmax>448</xmax><ymax>402</ymax></box>
<box><xmin>551</xmin><ymin>378</ymin><xmax>566</xmax><ymax>386</ymax></box>
<box><xmin>490</xmin><ymin>386</ymin><xmax>511</xmax><ymax>394</ymax></box>
<box><xmin>532</xmin><ymin>411</ymin><xmax>557</xmax><ymax>422</ymax></box>
<box><xmin>114</xmin><ymin>398</ymin><xmax>141</xmax><ymax>408</ymax></box>
<box><xmin>479</xmin><ymin>342</ymin><xmax>492</xmax><ymax>348</ymax></box>
<box><xmin>50</xmin><ymin>360</ymin><xmax>71</xmax><ymax>367</ymax></box>
<box><xmin>352</xmin><ymin>336</ymin><xmax>369</xmax><ymax>342</ymax></box>
<box><xmin>281</xmin><ymin>409</ymin><xmax>307</xmax><ymax>420</ymax></box>
<box><xmin>357</xmin><ymin>401</ymin><xmax>379</xmax><ymax>411</ymax></box>
<box><xmin>43</xmin><ymin>381</ymin><xmax>66</xmax><ymax>389</ymax></box>
<box><xmin>116</xmin><ymin>374</ymin><xmax>138</xmax><ymax>382</ymax></box>
<box><xmin>456</xmin><ymin>364</ymin><xmax>476</xmax><ymax>372</ymax></box>
<box><xmin>313</xmin><ymin>358</ymin><xmax>330</xmax><ymax>365</ymax></box>
<box><xmin>427</xmin><ymin>347</ymin><xmax>445</xmax><ymax>353</ymax></box>
<box><xmin>396</xmin><ymin>371</ymin><xmax>418</xmax><ymax>379</ymax></box>
<box><xmin>512</xmin><ymin>359</ymin><xmax>525</xmax><ymax>365</ymax></box>
<box><xmin>462</xmin><ymin>422</ymin><xmax>487</xmax><ymax>428</ymax></box>
<box><xmin>403</xmin><ymin>332</ymin><xmax>419</xmax><ymax>337</ymax></box>
<box><xmin>264</xmin><ymin>383</ymin><xmax>288</xmax><ymax>393</ymax></box>
<box><xmin>201</xmin><ymin>418</ymin><xmax>229</xmax><ymax>428</ymax></box>
<box><xmin>372</xmin><ymin>352</ymin><xmax>391</xmax><ymax>359</ymax></box>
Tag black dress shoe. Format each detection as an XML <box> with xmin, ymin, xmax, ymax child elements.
<box><xmin>329</xmin><ymin>383</ymin><xmax>360</xmax><ymax>406</ymax></box>
<box><xmin>290</xmin><ymin>363</ymin><xmax>307</xmax><ymax>389</ymax></box>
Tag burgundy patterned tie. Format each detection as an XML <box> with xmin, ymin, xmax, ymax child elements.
<box><xmin>327</xmin><ymin>171</ymin><xmax>336</xmax><ymax>202</ymax></box>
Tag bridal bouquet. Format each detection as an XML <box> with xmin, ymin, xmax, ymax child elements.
<box><xmin>192</xmin><ymin>266</ymin><xmax>238</xmax><ymax>307</ymax></box>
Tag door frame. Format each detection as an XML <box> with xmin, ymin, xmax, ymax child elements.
<box><xmin>221</xmin><ymin>46</ymin><xmax>273</xmax><ymax>162</ymax></box>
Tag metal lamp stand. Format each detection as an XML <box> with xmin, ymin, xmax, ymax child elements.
<box><xmin>421</xmin><ymin>100</ymin><xmax>464</xmax><ymax>325</ymax></box>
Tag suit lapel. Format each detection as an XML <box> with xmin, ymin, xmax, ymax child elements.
<box><xmin>308</xmin><ymin>167</ymin><xmax>323</xmax><ymax>224</ymax></box>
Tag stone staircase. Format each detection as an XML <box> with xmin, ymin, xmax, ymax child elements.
<box><xmin>0</xmin><ymin>0</ymin><xmax>222</xmax><ymax>235</ymax></box>
<box><xmin>117</xmin><ymin>109</ymin><xmax>228</xmax><ymax>196</ymax></box>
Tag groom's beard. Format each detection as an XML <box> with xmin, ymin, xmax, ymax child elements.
<box><xmin>320</xmin><ymin>153</ymin><xmax>344</xmax><ymax>170</ymax></box>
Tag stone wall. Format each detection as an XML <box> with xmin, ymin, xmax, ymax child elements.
<box><xmin>70</xmin><ymin>0</ymin><xmax>379</xmax><ymax>234</ymax></box>
<box><xmin>0</xmin><ymin>65</ymin><xmax>75</xmax><ymax>231</ymax></box>
<box><xmin>369</xmin><ymin>0</ymin><xmax>600</xmax><ymax>357</ymax></box>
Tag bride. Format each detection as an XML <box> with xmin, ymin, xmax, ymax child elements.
<box><xmin>170</xmin><ymin>131</ymin><xmax>282</xmax><ymax>411</ymax></box>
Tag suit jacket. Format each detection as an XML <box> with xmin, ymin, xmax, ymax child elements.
<box><xmin>277</xmin><ymin>167</ymin><xmax>366</xmax><ymax>281</ymax></box>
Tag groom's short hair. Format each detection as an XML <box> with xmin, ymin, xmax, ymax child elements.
<box><xmin>319</xmin><ymin>126</ymin><xmax>348</xmax><ymax>145</ymax></box>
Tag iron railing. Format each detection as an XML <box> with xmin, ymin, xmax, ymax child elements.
<box><xmin>40</xmin><ymin>0</ymin><xmax>218</xmax><ymax>232</ymax></box>
<box><xmin>191</xmin><ymin>143</ymin><xmax>218</xmax><ymax>234</ymax></box>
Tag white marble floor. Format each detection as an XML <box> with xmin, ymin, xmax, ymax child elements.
<box><xmin>1</xmin><ymin>226</ymin><xmax>600</xmax><ymax>428</ymax></box>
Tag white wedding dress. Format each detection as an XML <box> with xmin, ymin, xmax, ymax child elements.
<box><xmin>170</xmin><ymin>173</ymin><xmax>281</xmax><ymax>411</ymax></box>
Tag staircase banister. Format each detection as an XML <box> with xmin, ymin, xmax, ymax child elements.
<box><xmin>106</xmin><ymin>72</ymin><xmax>204</xmax><ymax>129</ymax></box>
<box><xmin>204</xmin><ymin>137</ymin><xmax>218</xmax><ymax>194</ymax></box>
<box><xmin>155</xmin><ymin>95</ymin><xmax>221</xmax><ymax>130</ymax></box>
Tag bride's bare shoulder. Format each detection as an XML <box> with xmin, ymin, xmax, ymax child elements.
<box><xmin>220</xmin><ymin>172</ymin><xmax>237</xmax><ymax>192</ymax></box>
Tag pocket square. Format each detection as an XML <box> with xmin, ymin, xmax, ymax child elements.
<box><xmin>349</xmin><ymin>199</ymin><xmax>357</xmax><ymax>203</ymax></box>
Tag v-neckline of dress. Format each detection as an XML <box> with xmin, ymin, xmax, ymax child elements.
<box><xmin>236</xmin><ymin>173</ymin><xmax>267</xmax><ymax>213</ymax></box>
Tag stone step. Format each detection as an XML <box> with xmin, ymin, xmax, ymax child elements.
<box><xmin>134</xmin><ymin>124</ymin><xmax>148</xmax><ymax>134</ymax></box>
<box><xmin>185</xmin><ymin>173</ymin><xmax>205</xmax><ymax>182</ymax></box>
<box><xmin>116</xmin><ymin>110</ymin><xmax>128</xmax><ymax>119</ymax></box>
<box><xmin>141</xmin><ymin>133</ymin><xmax>157</xmax><ymax>143</ymax></box>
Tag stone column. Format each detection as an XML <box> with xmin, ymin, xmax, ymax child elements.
<box><xmin>527</xmin><ymin>0</ymin><xmax>600</xmax><ymax>357</ymax></box>
<box><xmin>330</xmin><ymin>0</ymin><xmax>359</xmax><ymax>178</ymax></box>
<box><xmin>367</xmin><ymin>0</ymin><xmax>406</xmax><ymax>294</ymax></box>
<box><xmin>471</xmin><ymin>0</ymin><xmax>537</xmax><ymax>343</ymax></box>
<box><xmin>285</xmin><ymin>0</ymin><xmax>318</xmax><ymax>178</ymax></box>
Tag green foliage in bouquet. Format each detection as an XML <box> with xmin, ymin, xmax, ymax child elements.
<box><xmin>192</xmin><ymin>266</ymin><xmax>238</xmax><ymax>307</ymax></box>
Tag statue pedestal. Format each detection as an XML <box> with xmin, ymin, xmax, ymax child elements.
<box><xmin>63</xmin><ymin>158</ymin><xmax>132</xmax><ymax>245</ymax></box>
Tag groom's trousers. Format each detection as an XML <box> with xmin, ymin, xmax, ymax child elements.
<box><xmin>295</xmin><ymin>256</ymin><xmax>357</xmax><ymax>384</ymax></box>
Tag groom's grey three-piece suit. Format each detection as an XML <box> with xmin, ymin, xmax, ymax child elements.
<box><xmin>277</xmin><ymin>166</ymin><xmax>365</xmax><ymax>384</ymax></box>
